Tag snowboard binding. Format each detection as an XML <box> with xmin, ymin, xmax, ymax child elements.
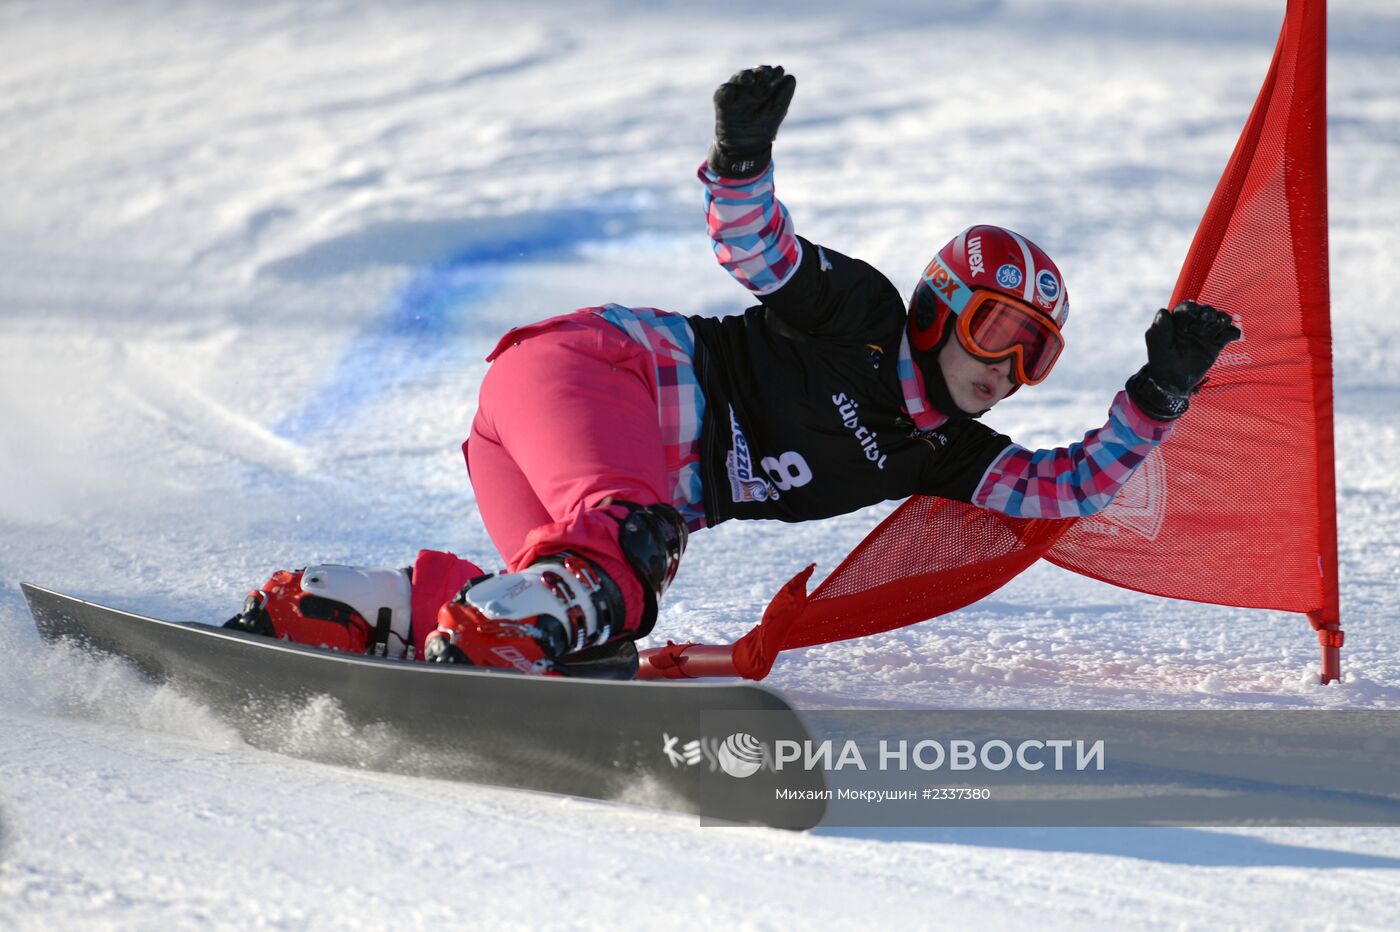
<box><xmin>424</xmin><ymin>553</ymin><xmax>638</xmax><ymax>679</ymax></box>
<box><xmin>225</xmin><ymin>565</ymin><xmax>415</xmax><ymax>658</ymax></box>
<box><xmin>423</xmin><ymin>501</ymin><xmax>687</xmax><ymax>679</ymax></box>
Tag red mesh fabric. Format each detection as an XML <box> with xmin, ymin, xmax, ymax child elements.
<box><xmin>1046</xmin><ymin>0</ymin><xmax>1336</xmax><ymax>624</ymax></box>
<box><xmin>778</xmin><ymin>498</ymin><xmax>1071</xmax><ymax>651</ymax></box>
<box><xmin>743</xmin><ymin>0</ymin><xmax>1336</xmax><ymax>672</ymax></box>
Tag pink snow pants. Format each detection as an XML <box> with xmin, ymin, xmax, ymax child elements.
<box><xmin>464</xmin><ymin>312</ymin><xmax>671</xmax><ymax>634</ymax></box>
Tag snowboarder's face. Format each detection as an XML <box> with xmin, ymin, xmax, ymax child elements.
<box><xmin>937</xmin><ymin>337</ymin><xmax>1015</xmax><ymax>414</ymax></box>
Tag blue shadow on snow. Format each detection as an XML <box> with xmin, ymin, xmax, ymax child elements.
<box><xmin>273</xmin><ymin>209</ymin><xmax>618</xmax><ymax>442</ymax></box>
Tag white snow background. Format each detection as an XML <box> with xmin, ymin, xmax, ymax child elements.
<box><xmin>2</xmin><ymin>0</ymin><xmax>1400</xmax><ymax>927</ymax></box>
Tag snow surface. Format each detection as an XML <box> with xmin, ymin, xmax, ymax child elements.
<box><xmin>3</xmin><ymin>0</ymin><xmax>1400</xmax><ymax>927</ymax></box>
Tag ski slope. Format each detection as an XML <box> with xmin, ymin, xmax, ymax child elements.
<box><xmin>3</xmin><ymin>0</ymin><xmax>1400</xmax><ymax>926</ymax></box>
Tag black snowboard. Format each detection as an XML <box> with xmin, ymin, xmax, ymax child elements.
<box><xmin>22</xmin><ymin>583</ymin><xmax>827</xmax><ymax>829</ymax></box>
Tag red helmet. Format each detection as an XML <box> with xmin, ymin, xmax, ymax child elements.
<box><xmin>908</xmin><ymin>225</ymin><xmax>1069</xmax><ymax>385</ymax></box>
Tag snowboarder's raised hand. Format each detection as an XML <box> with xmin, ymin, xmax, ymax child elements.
<box><xmin>1126</xmin><ymin>300</ymin><xmax>1241</xmax><ymax>420</ymax></box>
<box><xmin>707</xmin><ymin>64</ymin><xmax>796</xmax><ymax>179</ymax></box>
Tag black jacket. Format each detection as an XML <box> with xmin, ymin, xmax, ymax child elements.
<box><xmin>689</xmin><ymin>237</ymin><xmax>1013</xmax><ymax>526</ymax></box>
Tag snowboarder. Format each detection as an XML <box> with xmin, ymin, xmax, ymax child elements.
<box><xmin>227</xmin><ymin>65</ymin><xmax>1240</xmax><ymax>678</ymax></box>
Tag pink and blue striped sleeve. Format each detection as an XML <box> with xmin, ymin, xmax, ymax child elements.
<box><xmin>698</xmin><ymin>162</ymin><xmax>802</xmax><ymax>296</ymax></box>
<box><xmin>972</xmin><ymin>391</ymin><xmax>1176</xmax><ymax>518</ymax></box>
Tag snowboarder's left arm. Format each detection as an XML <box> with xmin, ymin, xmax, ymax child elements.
<box><xmin>929</xmin><ymin>301</ymin><xmax>1237</xmax><ymax>518</ymax></box>
<box><xmin>944</xmin><ymin>391</ymin><xmax>1176</xmax><ymax>518</ymax></box>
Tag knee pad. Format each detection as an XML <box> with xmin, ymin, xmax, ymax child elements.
<box><xmin>609</xmin><ymin>501</ymin><xmax>688</xmax><ymax>638</ymax></box>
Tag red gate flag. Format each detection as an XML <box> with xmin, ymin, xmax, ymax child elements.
<box><xmin>1044</xmin><ymin>0</ymin><xmax>1339</xmax><ymax>679</ymax></box>
<box><xmin>637</xmin><ymin>0</ymin><xmax>1340</xmax><ymax>683</ymax></box>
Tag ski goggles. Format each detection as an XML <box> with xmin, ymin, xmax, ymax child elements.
<box><xmin>953</xmin><ymin>289</ymin><xmax>1065</xmax><ymax>386</ymax></box>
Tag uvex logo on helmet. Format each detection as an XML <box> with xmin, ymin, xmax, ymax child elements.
<box><xmin>967</xmin><ymin>235</ymin><xmax>986</xmax><ymax>276</ymax></box>
<box><xmin>907</xmin><ymin>224</ymin><xmax>1069</xmax><ymax>352</ymax></box>
<box><xmin>923</xmin><ymin>256</ymin><xmax>961</xmax><ymax>301</ymax></box>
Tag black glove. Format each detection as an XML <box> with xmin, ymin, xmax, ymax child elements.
<box><xmin>707</xmin><ymin>65</ymin><xmax>796</xmax><ymax>178</ymax></box>
<box><xmin>1125</xmin><ymin>300</ymin><xmax>1241</xmax><ymax>420</ymax></box>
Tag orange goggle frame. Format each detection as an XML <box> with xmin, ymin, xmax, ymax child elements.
<box><xmin>954</xmin><ymin>290</ymin><xmax>1064</xmax><ymax>386</ymax></box>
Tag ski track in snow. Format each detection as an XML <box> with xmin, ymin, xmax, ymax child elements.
<box><xmin>3</xmin><ymin>0</ymin><xmax>1400</xmax><ymax>927</ymax></box>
